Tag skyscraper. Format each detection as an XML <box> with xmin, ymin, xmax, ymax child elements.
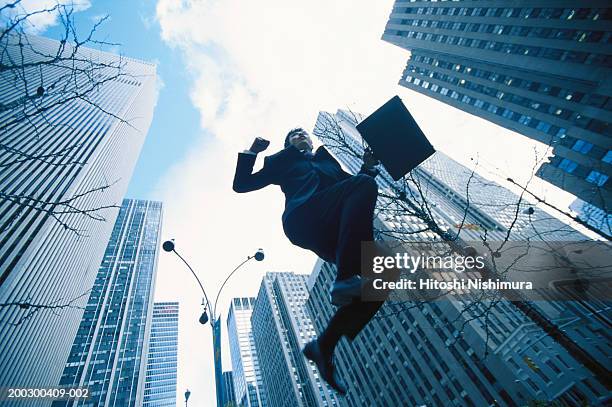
<box><xmin>305</xmin><ymin>109</ymin><xmax>608</xmax><ymax>406</ymax></box>
<box><xmin>226</xmin><ymin>297</ymin><xmax>267</xmax><ymax>407</ymax></box>
<box><xmin>0</xmin><ymin>34</ymin><xmax>157</xmax><ymax>393</ymax></box>
<box><xmin>52</xmin><ymin>199</ymin><xmax>163</xmax><ymax>407</ymax></box>
<box><xmin>250</xmin><ymin>272</ymin><xmax>339</xmax><ymax>407</ymax></box>
<box><xmin>382</xmin><ymin>2</ymin><xmax>611</xmax><ymax>212</ymax></box>
<box><xmin>143</xmin><ymin>302</ymin><xmax>179</xmax><ymax>407</ymax></box>
<box><xmin>221</xmin><ymin>371</ymin><xmax>237</xmax><ymax>407</ymax></box>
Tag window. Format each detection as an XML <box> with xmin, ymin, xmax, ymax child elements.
<box><xmin>585</xmin><ymin>93</ymin><xmax>608</xmax><ymax>107</ymax></box>
<box><xmin>563</xmin><ymin>51</ymin><xmax>588</xmax><ymax>63</ymax></box>
<box><xmin>558</xmin><ymin>158</ymin><xmax>578</xmax><ymax>173</ymax></box>
<box><xmin>536</xmin><ymin>121</ymin><xmax>552</xmax><ymax>133</ymax></box>
<box><xmin>587</xmin><ymin>31</ymin><xmax>604</xmax><ymax>42</ymax></box>
<box><xmin>542</xmin><ymin>48</ymin><xmax>563</xmax><ymax>60</ymax></box>
<box><xmin>525</xmin><ymin>378</ymin><xmax>539</xmax><ymax>391</ymax></box>
<box><xmin>518</xmin><ymin>115</ymin><xmax>531</xmax><ymax>125</ymax></box>
<box><xmin>572</xmin><ymin>139</ymin><xmax>594</xmax><ymax>154</ymax></box>
<box><xmin>586</xmin><ymin>170</ymin><xmax>609</xmax><ymax>186</ymax></box>
<box><xmin>602</xmin><ymin>151</ymin><xmax>612</xmax><ymax>164</ymax></box>
<box><xmin>528</xmin><ymin>118</ymin><xmax>540</xmax><ymax>128</ymax></box>
<box><xmin>587</xmin><ymin>119</ymin><xmax>610</xmax><ymax>135</ymax></box>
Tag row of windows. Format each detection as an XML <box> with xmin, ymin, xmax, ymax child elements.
<box><xmin>406</xmin><ymin>74</ymin><xmax>566</xmax><ymax>138</ymax></box>
<box><xmin>391</xmin><ymin>27</ymin><xmax>612</xmax><ymax>67</ymax></box>
<box><xmin>389</xmin><ymin>17</ymin><xmax>612</xmax><ymax>44</ymax></box>
<box><xmin>396</xmin><ymin>6</ymin><xmax>611</xmax><ymax>21</ymax></box>
<box><xmin>565</xmin><ymin>138</ymin><xmax>612</xmax><ymax>163</ymax></box>
<box><xmin>579</xmin><ymin>139</ymin><xmax>610</xmax><ymax>160</ymax></box>
<box><xmin>555</xmin><ymin>158</ymin><xmax>609</xmax><ymax>187</ymax></box>
<box><xmin>407</xmin><ymin>64</ymin><xmax>576</xmax><ymax>119</ymax></box>
<box><xmin>232</xmin><ymin>297</ymin><xmax>256</xmax><ymax>309</ymax></box>
<box><xmin>405</xmin><ymin>65</ymin><xmax>612</xmax><ymax>137</ymax></box>
<box><xmin>412</xmin><ymin>54</ymin><xmax>612</xmax><ymax>111</ymax></box>
<box><xmin>151</xmin><ymin>313</ymin><xmax>178</xmax><ymax>319</ymax></box>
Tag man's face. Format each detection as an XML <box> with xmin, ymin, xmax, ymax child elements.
<box><xmin>288</xmin><ymin>131</ymin><xmax>313</xmax><ymax>152</ymax></box>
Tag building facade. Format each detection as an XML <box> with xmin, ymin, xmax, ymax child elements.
<box><xmin>251</xmin><ymin>272</ymin><xmax>339</xmax><ymax>407</ymax></box>
<box><xmin>0</xmin><ymin>34</ymin><xmax>157</xmax><ymax>395</ymax></box>
<box><xmin>143</xmin><ymin>302</ymin><xmax>179</xmax><ymax>407</ymax></box>
<box><xmin>226</xmin><ymin>297</ymin><xmax>267</xmax><ymax>407</ymax></box>
<box><xmin>304</xmin><ymin>110</ymin><xmax>609</xmax><ymax>406</ymax></box>
<box><xmin>221</xmin><ymin>371</ymin><xmax>237</xmax><ymax>407</ymax></box>
<box><xmin>570</xmin><ymin>198</ymin><xmax>612</xmax><ymax>237</ymax></box>
<box><xmin>52</xmin><ymin>199</ymin><xmax>163</xmax><ymax>407</ymax></box>
<box><xmin>382</xmin><ymin>1</ymin><xmax>611</xmax><ymax>212</ymax></box>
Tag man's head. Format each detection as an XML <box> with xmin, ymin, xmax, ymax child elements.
<box><xmin>284</xmin><ymin>128</ymin><xmax>313</xmax><ymax>152</ymax></box>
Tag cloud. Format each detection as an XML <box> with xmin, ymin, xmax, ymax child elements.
<box><xmin>139</xmin><ymin>12</ymin><xmax>156</xmax><ymax>30</ymax></box>
<box><xmin>2</xmin><ymin>0</ymin><xmax>92</xmax><ymax>34</ymax></box>
<box><xmin>152</xmin><ymin>69</ymin><xmax>165</xmax><ymax>109</ymax></box>
<box><xmin>156</xmin><ymin>0</ymin><xmax>407</xmax><ymax>146</ymax></box>
<box><xmin>153</xmin><ymin>2</ymin><xmax>407</xmax><ymax>405</ymax></box>
<box><xmin>89</xmin><ymin>13</ymin><xmax>108</xmax><ymax>23</ymax></box>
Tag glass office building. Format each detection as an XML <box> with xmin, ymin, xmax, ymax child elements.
<box><xmin>0</xmin><ymin>34</ymin><xmax>157</xmax><ymax>396</ymax></box>
<box><xmin>227</xmin><ymin>297</ymin><xmax>267</xmax><ymax>407</ymax></box>
<box><xmin>382</xmin><ymin>1</ymin><xmax>611</xmax><ymax>213</ymax></box>
<box><xmin>251</xmin><ymin>272</ymin><xmax>339</xmax><ymax>407</ymax></box>
<box><xmin>304</xmin><ymin>110</ymin><xmax>609</xmax><ymax>406</ymax></box>
<box><xmin>52</xmin><ymin>199</ymin><xmax>163</xmax><ymax>407</ymax></box>
<box><xmin>221</xmin><ymin>371</ymin><xmax>237</xmax><ymax>407</ymax></box>
<box><xmin>143</xmin><ymin>302</ymin><xmax>179</xmax><ymax>407</ymax></box>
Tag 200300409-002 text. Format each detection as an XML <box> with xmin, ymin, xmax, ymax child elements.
<box><xmin>1</xmin><ymin>387</ymin><xmax>90</xmax><ymax>400</ymax></box>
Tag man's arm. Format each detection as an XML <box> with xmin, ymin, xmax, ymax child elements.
<box><xmin>357</xmin><ymin>165</ymin><xmax>380</xmax><ymax>178</ymax></box>
<box><xmin>232</xmin><ymin>138</ymin><xmax>275</xmax><ymax>193</ymax></box>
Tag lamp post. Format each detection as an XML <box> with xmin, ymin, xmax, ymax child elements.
<box><xmin>184</xmin><ymin>389</ymin><xmax>191</xmax><ymax>406</ymax></box>
<box><xmin>163</xmin><ymin>240</ymin><xmax>264</xmax><ymax>407</ymax></box>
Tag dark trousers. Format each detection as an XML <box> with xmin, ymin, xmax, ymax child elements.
<box><xmin>284</xmin><ymin>174</ymin><xmax>391</xmax><ymax>342</ymax></box>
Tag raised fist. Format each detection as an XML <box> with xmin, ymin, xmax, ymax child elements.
<box><xmin>249</xmin><ymin>137</ymin><xmax>270</xmax><ymax>154</ymax></box>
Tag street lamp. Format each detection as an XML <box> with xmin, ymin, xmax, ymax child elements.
<box><xmin>199</xmin><ymin>309</ymin><xmax>209</xmax><ymax>325</ymax></box>
<box><xmin>163</xmin><ymin>239</ymin><xmax>264</xmax><ymax>407</ymax></box>
<box><xmin>184</xmin><ymin>388</ymin><xmax>191</xmax><ymax>406</ymax></box>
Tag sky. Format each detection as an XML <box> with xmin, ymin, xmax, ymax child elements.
<box><xmin>30</xmin><ymin>0</ymin><xmax>587</xmax><ymax>405</ymax></box>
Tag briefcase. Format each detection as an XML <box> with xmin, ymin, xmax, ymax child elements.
<box><xmin>356</xmin><ymin>95</ymin><xmax>435</xmax><ymax>180</ymax></box>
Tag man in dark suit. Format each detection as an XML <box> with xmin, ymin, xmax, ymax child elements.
<box><xmin>233</xmin><ymin>128</ymin><xmax>391</xmax><ymax>394</ymax></box>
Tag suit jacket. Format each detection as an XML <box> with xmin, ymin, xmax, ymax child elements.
<box><xmin>232</xmin><ymin>145</ymin><xmax>378</xmax><ymax>224</ymax></box>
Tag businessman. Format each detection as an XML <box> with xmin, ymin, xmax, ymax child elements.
<box><xmin>233</xmin><ymin>128</ymin><xmax>394</xmax><ymax>394</ymax></box>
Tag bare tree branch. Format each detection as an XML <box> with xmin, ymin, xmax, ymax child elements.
<box><xmin>0</xmin><ymin>1</ymin><xmax>136</xmax><ymax>237</ymax></box>
<box><xmin>317</xmin><ymin>110</ymin><xmax>612</xmax><ymax>389</ymax></box>
<box><xmin>0</xmin><ymin>289</ymin><xmax>90</xmax><ymax>327</ymax></box>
